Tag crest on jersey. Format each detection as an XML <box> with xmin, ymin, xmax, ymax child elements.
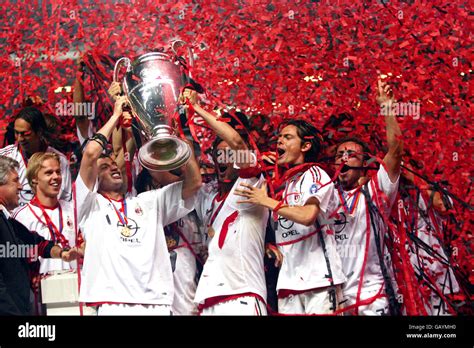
<box><xmin>135</xmin><ymin>204</ymin><xmax>143</xmax><ymax>216</ymax></box>
<box><xmin>310</xmin><ymin>183</ymin><xmax>318</xmax><ymax>194</ymax></box>
<box><xmin>66</xmin><ymin>216</ymin><xmax>73</xmax><ymax>228</ymax></box>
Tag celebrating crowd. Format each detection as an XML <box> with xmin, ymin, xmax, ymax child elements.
<box><xmin>0</xmin><ymin>63</ymin><xmax>465</xmax><ymax>316</ymax></box>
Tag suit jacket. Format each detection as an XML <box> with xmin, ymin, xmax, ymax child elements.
<box><xmin>0</xmin><ymin>210</ymin><xmax>54</xmax><ymax>315</ymax></box>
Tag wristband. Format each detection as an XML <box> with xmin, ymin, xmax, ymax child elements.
<box><xmin>272</xmin><ymin>201</ymin><xmax>288</xmax><ymax>221</ymax></box>
<box><xmin>90</xmin><ymin>133</ymin><xmax>108</xmax><ymax>150</ymax></box>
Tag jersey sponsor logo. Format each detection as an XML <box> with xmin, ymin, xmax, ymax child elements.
<box><xmin>334</xmin><ymin>212</ymin><xmax>348</xmax><ymax>241</ymax></box>
<box><xmin>281</xmin><ymin>230</ymin><xmax>300</xmax><ymax>239</ymax></box>
<box><xmin>117</xmin><ymin>217</ymin><xmax>141</xmax><ymax>243</ymax></box>
<box><xmin>278</xmin><ymin>216</ymin><xmax>294</xmax><ymax>230</ymax></box>
<box><xmin>19</xmin><ymin>189</ymin><xmax>34</xmax><ymax>203</ymax></box>
<box><xmin>309</xmin><ymin>183</ymin><xmax>318</xmax><ymax>194</ymax></box>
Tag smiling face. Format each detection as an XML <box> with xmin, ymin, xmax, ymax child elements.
<box><xmin>97</xmin><ymin>156</ymin><xmax>123</xmax><ymax>193</ymax></box>
<box><xmin>335</xmin><ymin>141</ymin><xmax>365</xmax><ymax>190</ymax></box>
<box><xmin>276</xmin><ymin>125</ymin><xmax>308</xmax><ymax>166</ymax></box>
<box><xmin>34</xmin><ymin>158</ymin><xmax>62</xmax><ymax>199</ymax></box>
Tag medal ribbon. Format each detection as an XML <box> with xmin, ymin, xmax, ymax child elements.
<box><xmin>102</xmin><ymin>194</ymin><xmax>128</xmax><ymax>227</ymax></box>
<box><xmin>336</xmin><ymin>186</ymin><xmax>361</xmax><ymax>215</ymax></box>
<box><xmin>29</xmin><ymin>196</ymin><xmax>69</xmax><ymax>248</ymax></box>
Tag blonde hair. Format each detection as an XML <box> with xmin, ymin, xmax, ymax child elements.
<box><xmin>26</xmin><ymin>152</ymin><xmax>61</xmax><ymax>193</ymax></box>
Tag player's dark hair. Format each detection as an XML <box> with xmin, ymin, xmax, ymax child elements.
<box><xmin>14</xmin><ymin>107</ymin><xmax>48</xmax><ymax>135</ymax></box>
<box><xmin>280</xmin><ymin>119</ymin><xmax>322</xmax><ymax>163</ymax></box>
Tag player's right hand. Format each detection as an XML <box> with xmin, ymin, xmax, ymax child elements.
<box><xmin>108</xmin><ymin>81</ymin><xmax>123</xmax><ymax>101</ymax></box>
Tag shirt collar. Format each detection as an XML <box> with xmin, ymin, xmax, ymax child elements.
<box><xmin>0</xmin><ymin>204</ymin><xmax>11</xmax><ymax>219</ymax></box>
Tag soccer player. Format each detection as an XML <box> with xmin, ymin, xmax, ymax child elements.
<box><xmin>399</xmin><ymin>168</ymin><xmax>460</xmax><ymax>315</ymax></box>
<box><xmin>13</xmin><ymin>152</ymin><xmax>79</xmax><ymax>274</ymax></box>
<box><xmin>234</xmin><ymin>119</ymin><xmax>346</xmax><ymax>315</ymax></box>
<box><xmin>76</xmin><ymin>96</ymin><xmax>202</xmax><ymax>315</ymax></box>
<box><xmin>182</xmin><ymin>89</ymin><xmax>269</xmax><ymax>315</ymax></box>
<box><xmin>330</xmin><ymin>78</ymin><xmax>403</xmax><ymax>315</ymax></box>
<box><xmin>0</xmin><ymin>107</ymin><xmax>72</xmax><ymax>206</ymax></box>
<box><xmin>135</xmin><ymin>166</ymin><xmax>206</xmax><ymax>316</ymax></box>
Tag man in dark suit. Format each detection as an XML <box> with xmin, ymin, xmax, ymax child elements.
<box><xmin>0</xmin><ymin>155</ymin><xmax>78</xmax><ymax>315</ymax></box>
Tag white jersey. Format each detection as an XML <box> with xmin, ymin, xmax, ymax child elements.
<box><xmin>12</xmin><ymin>199</ymin><xmax>77</xmax><ymax>273</ymax></box>
<box><xmin>406</xmin><ymin>193</ymin><xmax>459</xmax><ymax>314</ymax></box>
<box><xmin>0</xmin><ymin>144</ymin><xmax>72</xmax><ymax>206</ymax></box>
<box><xmin>166</xmin><ymin>212</ymin><xmax>205</xmax><ymax>315</ymax></box>
<box><xmin>194</xmin><ymin>173</ymin><xmax>269</xmax><ymax>306</ymax></box>
<box><xmin>275</xmin><ymin>166</ymin><xmax>345</xmax><ymax>292</ymax></box>
<box><xmin>76</xmin><ymin>174</ymin><xmax>194</xmax><ymax>305</ymax></box>
<box><xmin>332</xmin><ymin>165</ymin><xmax>399</xmax><ymax>298</ymax></box>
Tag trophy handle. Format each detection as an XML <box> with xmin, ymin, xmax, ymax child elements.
<box><xmin>113</xmin><ymin>57</ymin><xmax>132</xmax><ymax>82</ymax></box>
<box><xmin>170</xmin><ymin>40</ymin><xmax>194</xmax><ymax>75</ymax></box>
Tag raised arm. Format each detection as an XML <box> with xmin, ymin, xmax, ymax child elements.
<box><xmin>377</xmin><ymin>78</ymin><xmax>404</xmax><ymax>183</ymax></box>
<box><xmin>111</xmin><ymin>113</ymin><xmax>137</xmax><ymax>194</ymax></box>
<box><xmin>182</xmin><ymin>89</ymin><xmax>253</xmax><ymax>168</ymax></box>
<box><xmin>180</xmin><ymin>138</ymin><xmax>202</xmax><ymax>200</ymax></box>
<box><xmin>79</xmin><ymin>96</ymin><xmax>127</xmax><ymax>190</ymax></box>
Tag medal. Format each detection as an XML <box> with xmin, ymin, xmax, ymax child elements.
<box><xmin>207</xmin><ymin>226</ymin><xmax>215</xmax><ymax>238</ymax></box>
<box><xmin>121</xmin><ymin>226</ymin><xmax>131</xmax><ymax>237</ymax></box>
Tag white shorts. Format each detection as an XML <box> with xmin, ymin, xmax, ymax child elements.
<box><xmin>97</xmin><ymin>303</ymin><xmax>172</xmax><ymax>316</ymax></box>
<box><xmin>200</xmin><ymin>296</ymin><xmax>267</xmax><ymax>316</ymax></box>
<box><xmin>278</xmin><ymin>286</ymin><xmax>342</xmax><ymax>315</ymax></box>
<box><xmin>342</xmin><ymin>290</ymin><xmax>389</xmax><ymax>316</ymax></box>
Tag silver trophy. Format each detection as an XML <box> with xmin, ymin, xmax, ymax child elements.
<box><xmin>113</xmin><ymin>41</ymin><xmax>192</xmax><ymax>171</ymax></box>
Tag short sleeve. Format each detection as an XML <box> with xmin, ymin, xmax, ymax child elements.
<box><xmin>139</xmin><ymin>181</ymin><xmax>195</xmax><ymax>226</ymax></box>
<box><xmin>75</xmin><ymin>173</ymin><xmax>99</xmax><ymax>225</ymax></box>
<box><xmin>375</xmin><ymin>165</ymin><xmax>399</xmax><ymax>204</ymax></box>
<box><xmin>300</xmin><ymin>166</ymin><xmax>336</xmax><ymax>217</ymax></box>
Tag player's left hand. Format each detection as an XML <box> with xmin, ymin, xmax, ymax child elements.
<box><xmin>235</xmin><ymin>182</ymin><xmax>269</xmax><ymax>206</ymax></box>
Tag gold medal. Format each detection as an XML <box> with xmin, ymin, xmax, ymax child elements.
<box><xmin>207</xmin><ymin>226</ymin><xmax>215</xmax><ymax>238</ymax></box>
<box><xmin>121</xmin><ymin>226</ymin><xmax>131</xmax><ymax>237</ymax></box>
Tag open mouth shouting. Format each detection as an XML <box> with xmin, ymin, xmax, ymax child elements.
<box><xmin>111</xmin><ymin>171</ymin><xmax>122</xmax><ymax>180</ymax></box>
<box><xmin>276</xmin><ymin>147</ymin><xmax>287</xmax><ymax>163</ymax></box>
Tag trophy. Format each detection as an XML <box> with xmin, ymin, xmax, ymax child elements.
<box><xmin>113</xmin><ymin>41</ymin><xmax>193</xmax><ymax>171</ymax></box>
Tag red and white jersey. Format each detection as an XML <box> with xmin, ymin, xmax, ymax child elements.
<box><xmin>194</xmin><ymin>173</ymin><xmax>269</xmax><ymax>305</ymax></box>
<box><xmin>332</xmin><ymin>165</ymin><xmax>399</xmax><ymax>297</ymax></box>
<box><xmin>408</xmin><ymin>194</ymin><xmax>459</xmax><ymax>295</ymax></box>
<box><xmin>0</xmin><ymin>144</ymin><xmax>72</xmax><ymax>206</ymax></box>
<box><xmin>12</xmin><ymin>199</ymin><xmax>77</xmax><ymax>273</ymax></box>
<box><xmin>76</xmin><ymin>174</ymin><xmax>195</xmax><ymax>306</ymax></box>
<box><xmin>275</xmin><ymin>166</ymin><xmax>346</xmax><ymax>292</ymax></box>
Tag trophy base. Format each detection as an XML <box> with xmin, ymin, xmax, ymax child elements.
<box><xmin>138</xmin><ymin>135</ymin><xmax>191</xmax><ymax>172</ymax></box>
